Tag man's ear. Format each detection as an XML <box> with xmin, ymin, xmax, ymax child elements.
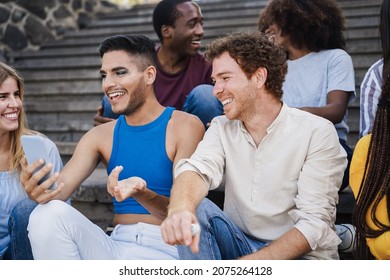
<box><xmin>255</xmin><ymin>67</ymin><xmax>268</xmax><ymax>86</ymax></box>
<box><xmin>161</xmin><ymin>25</ymin><xmax>173</xmax><ymax>39</ymax></box>
<box><xmin>144</xmin><ymin>65</ymin><xmax>156</xmax><ymax>85</ymax></box>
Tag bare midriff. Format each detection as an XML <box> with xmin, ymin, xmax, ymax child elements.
<box><xmin>113</xmin><ymin>213</ymin><xmax>162</xmax><ymax>226</ymax></box>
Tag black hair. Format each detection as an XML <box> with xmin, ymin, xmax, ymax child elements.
<box><xmin>258</xmin><ymin>0</ymin><xmax>346</xmax><ymax>51</ymax></box>
<box><xmin>99</xmin><ymin>34</ymin><xmax>156</xmax><ymax>70</ymax></box>
<box><xmin>152</xmin><ymin>0</ymin><xmax>191</xmax><ymax>41</ymax></box>
<box><xmin>381</xmin><ymin>0</ymin><xmax>390</xmax><ymax>78</ymax></box>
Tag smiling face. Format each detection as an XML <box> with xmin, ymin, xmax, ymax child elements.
<box><xmin>211</xmin><ymin>52</ymin><xmax>258</xmax><ymax>122</ymax></box>
<box><xmin>0</xmin><ymin>76</ymin><xmax>22</xmax><ymax>133</ymax></box>
<box><xmin>100</xmin><ymin>50</ymin><xmax>147</xmax><ymax>116</ymax></box>
<box><xmin>168</xmin><ymin>2</ymin><xmax>204</xmax><ymax>56</ymax></box>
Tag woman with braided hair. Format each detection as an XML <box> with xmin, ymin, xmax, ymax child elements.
<box><xmin>350</xmin><ymin>67</ymin><xmax>390</xmax><ymax>260</ymax></box>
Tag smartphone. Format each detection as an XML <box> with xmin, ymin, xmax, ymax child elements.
<box><xmin>21</xmin><ymin>135</ymin><xmax>56</xmax><ymax>188</ymax></box>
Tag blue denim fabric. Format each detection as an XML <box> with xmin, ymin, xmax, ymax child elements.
<box><xmin>178</xmin><ymin>198</ymin><xmax>268</xmax><ymax>260</ymax></box>
<box><xmin>339</xmin><ymin>138</ymin><xmax>353</xmax><ymax>192</ymax></box>
<box><xmin>182</xmin><ymin>85</ymin><xmax>223</xmax><ymax>128</ymax></box>
<box><xmin>4</xmin><ymin>198</ymin><xmax>37</xmax><ymax>260</ymax></box>
<box><xmin>101</xmin><ymin>84</ymin><xmax>223</xmax><ymax>129</ymax></box>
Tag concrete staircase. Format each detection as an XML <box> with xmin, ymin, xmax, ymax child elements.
<box><xmin>9</xmin><ymin>0</ymin><xmax>383</xmax><ymax>229</ymax></box>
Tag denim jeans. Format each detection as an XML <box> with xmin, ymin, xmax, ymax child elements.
<box><xmin>101</xmin><ymin>84</ymin><xmax>223</xmax><ymax>129</ymax></box>
<box><xmin>339</xmin><ymin>139</ymin><xmax>353</xmax><ymax>192</ymax></box>
<box><xmin>4</xmin><ymin>198</ymin><xmax>37</xmax><ymax>260</ymax></box>
<box><xmin>182</xmin><ymin>85</ymin><xmax>223</xmax><ymax>128</ymax></box>
<box><xmin>178</xmin><ymin>198</ymin><xmax>268</xmax><ymax>260</ymax></box>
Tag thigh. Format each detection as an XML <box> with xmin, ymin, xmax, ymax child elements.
<box><xmin>7</xmin><ymin>198</ymin><xmax>37</xmax><ymax>259</ymax></box>
<box><xmin>183</xmin><ymin>198</ymin><xmax>267</xmax><ymax>260</ymax></box>
<box><xmin>29</xmin><ymin>200</ymin><xmax>119</xmax><ymax>259</ymax></box>
<box><xmin>111</xmin><ymin>223</ymin><xmax>178</xmax><ymax>260</ymax></box>
<box><xmin>204</xmin><ymin>205</ymin><xmax>266</xmax><ymax>259</ymax></box>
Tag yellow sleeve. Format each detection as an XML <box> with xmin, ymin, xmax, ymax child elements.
<box><xmin>349</xmin><ymin>135</ymin><xmax>371</xmax><ymax>198</ymax></box>
<box><xmin>367</xmin><ymin>232</ymin><xmax>390</xmax><ymax>260</ymax></box>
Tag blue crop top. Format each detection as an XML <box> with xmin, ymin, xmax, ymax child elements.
<box><xmin>108</xmin><ymin>107</ymin><xmax>175</xmax><ymax>214</ymax></box>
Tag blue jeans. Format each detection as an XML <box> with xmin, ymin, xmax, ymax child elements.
<box><xmin>4</xmin><ymin>198</ymin><xmax>37</xmax><ymax>260</ymax></box>
<box><xmin>178</xmin><ymin>198</ymin><xmax>268</xmax><ymax>260</ymax></box>
<box><xmin>182</xmin><ymin>85</ymin><xmax>223</xmax><ymax>128</ymax></box>
<box><xmin>339</xmin><ymin>139</ymin><xmax>353</xmax><ymax>192</ymax></box>
<box><xmin>101</xmin><ymin>84</ymin><xmax>223</xmax><ymax>129</ymax></box>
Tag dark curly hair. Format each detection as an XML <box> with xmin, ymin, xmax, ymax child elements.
<box><xmin>258</xmin><ymin>0</ymin><xmax>346</xmax><ymax>51</ymax></box>
<box><xmin>205</xmin><ymin>32</ymin><xmax>287</xmax><ymax>99</ymax></box>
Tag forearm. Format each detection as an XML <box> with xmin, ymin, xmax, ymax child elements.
<box><xmin>133</xmin><ymin>189</ymin><xmax>170</xmax><ymax>221</ymax></box>
<box><xmin>299</xmin><ymin>105</ymin><xmax>344</xmax><ymax>124</ymax></box>
<box><xmin>240</xmin><ymin>228</ymin><xmax>311</xmax><ymax>260</ymax></box>
<box><xmin>168</xmin><ymin>171</ymin><xmax>208</xmax><ymax>215</ymax></box>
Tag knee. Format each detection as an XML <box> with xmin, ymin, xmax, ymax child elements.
<box><xmin>28</xmin><ymin>200</ymin><xmax>69</xmax><ymax>234</ymax></box>
<box><xmin>9</xmin><ymin>198</ymin><xmax>37</xmax><ymax>225</ymax></box>
<box><xmin>195</xmin><ymin>198</ymin><xmax>220</xmax><ymax>222</ymax></box>
<box><xmin>187</xmin><ymin>85</ymin><xmax>215</xmax><ymax>104</ymax></box>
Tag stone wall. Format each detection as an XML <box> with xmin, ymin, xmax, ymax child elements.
<box><xmin>0</xmin><ymin>0</ymin><xmax>118</xmax><ymax>61</ymax></box>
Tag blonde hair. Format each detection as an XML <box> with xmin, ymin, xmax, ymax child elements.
<box><xmin>0</xmin><ymin>61</ymin><xmax>30</xmax><ymax>171</ymax></box>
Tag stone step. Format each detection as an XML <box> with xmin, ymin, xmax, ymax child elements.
<box><xmin>13</xmin><ymin>0</ymin><xmax>380</xmax><ymax>145</ymax></box>
<box><xmin>11</xmin><ymin>0</ymin><xmax>381</xmax><ymax>58</ymax></box>
<box><xmin>13</xmin><ymin>27</ymin><xmax>381</xmax><ymax>63</ymax></box>
<box><xmin>20</xmin><ymin>0</ymin><xmax>376</xmax><ymax>231</ymax></box>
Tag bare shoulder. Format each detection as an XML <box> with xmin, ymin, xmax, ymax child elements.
<box><xmin>166</xmin><ymin>110</ymin><xmax>205</xmax><ymax>162</ymax></box>
<box><xmin>170</xmin><ymin>110</ymin><xmax>205</xmax><ymax>134</ymax></box>
<box><xmin>78</xmin><ymin>120</ymin><xmax>116</xmax><ymax>146</ymax></box>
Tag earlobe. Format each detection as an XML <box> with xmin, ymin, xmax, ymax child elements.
<box><xmin>161</xmin><ymin>25</ymin><xmax>172</xmax><ymax>39</ymax></box>
<box><xmin>256</xmin><ymin>68</ymin><xmax>267</xmax><ymax>85</ymax></box>
<box><xmin>145</xmin><ymin>66</ymin><xmax>156</xmax><ymax>85</ymax></box>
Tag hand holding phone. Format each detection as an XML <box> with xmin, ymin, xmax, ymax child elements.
<box><xmin>21</xmin><ymin>135</ymin><xmax>56</xmax><ymax>188</ymax></box>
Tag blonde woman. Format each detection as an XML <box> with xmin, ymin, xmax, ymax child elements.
<box><xmin>0</xmin><ymin>61</ymin><xmax>62</xmax><ymax>259</ymax></box>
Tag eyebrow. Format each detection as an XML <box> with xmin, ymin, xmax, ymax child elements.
<box><xmin>212</xmin><ymin>70</ymin><xmax>231</xmax><ymax>79</ymax></box>
<box><xmin>0</xmin><ymin>90</ymin><xmax>18</xmax><ymax>95</ymax></box>
<box><xmin>99</xmin><ymin>66</ymin><xmax>126</xmax><ymax>74</ymax></box>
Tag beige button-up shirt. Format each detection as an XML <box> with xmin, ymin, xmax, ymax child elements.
<box><xmin>175</xmin><ymin>103</ymin><xmax>347</xmax><ymax>259</ymax></box>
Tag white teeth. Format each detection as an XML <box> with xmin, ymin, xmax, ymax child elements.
<box><xmin>3</xmin><ymin>113</ymin><xmax>18</xmax><ymax>119</ymax></box>
<box><xmin>222</xmin><ymin>98</ymin><xmax>233</xmax><ymax>106</ymax></box>
<box><xmin>108</xmin><ymin>91</ymin><xmax>125</xmax><ymax>99</ymax></box>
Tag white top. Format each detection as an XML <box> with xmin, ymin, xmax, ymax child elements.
<box><xmin>282</xmin><ymin>49</ymin><xmax>356</xmax><ymax>142</ymax></box>
<box><xmin>175</xmin><ymin>103</ymin><xmax>347</xmax><ymax>260</ymax></box>
<box><xmin>359</xmin><ymin>58</ymin><xmax>383</xmax><ymax>138</ymax></box>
